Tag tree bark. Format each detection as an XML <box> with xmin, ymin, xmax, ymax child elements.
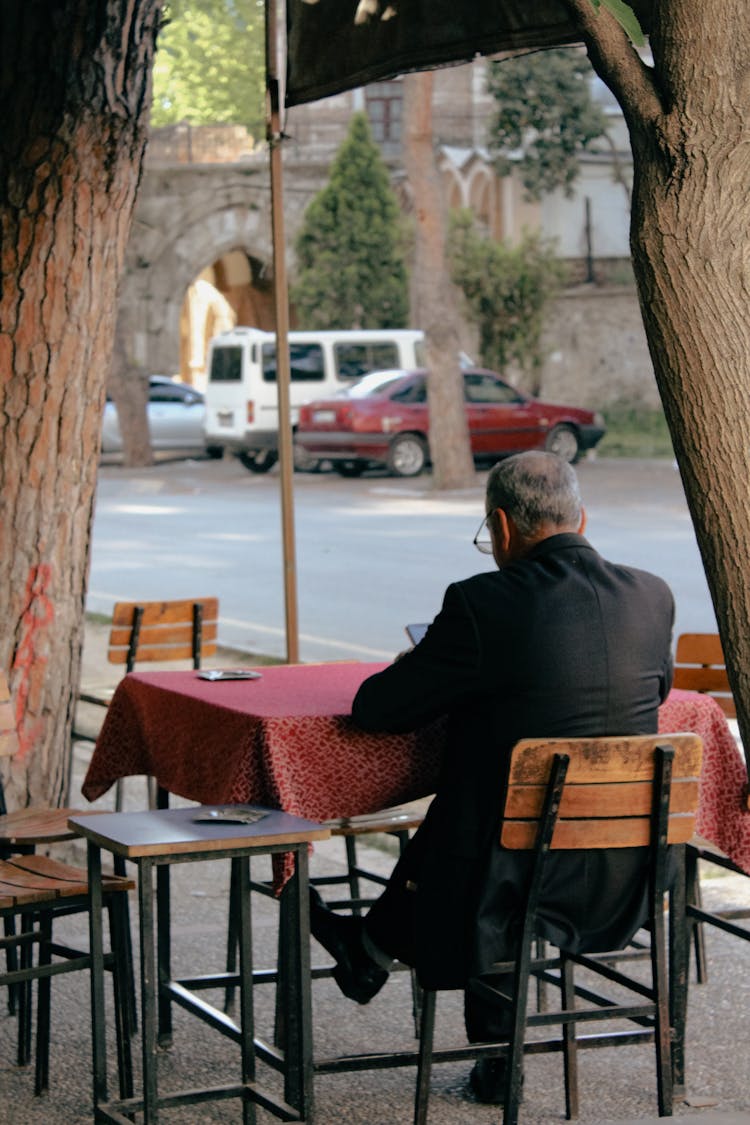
<box><xmin>401</xmin><ymin>72</ymin><xmax>476</xmax><ymax>490</ymax></box>
<box><xmin>565</xmin><ymin>0</ymin><xmax>750</xmax><ymax>790</ymax></box>
<box><xmin>0</xmin><ymin>0</ymin><xmax>162</xmax><ymax>807</ymax></box>
<box><xmin>108</xmin><ymin>306</ymin><xmax>153</xmax><ymax>466</ymax></box>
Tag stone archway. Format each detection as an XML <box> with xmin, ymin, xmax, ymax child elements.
<box><xmin>118</xmin><ymin>163</ymin><xmax>275</xmax><ymax>378</ymax></box>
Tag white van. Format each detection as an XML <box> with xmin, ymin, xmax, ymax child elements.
<box><xmin>203</xmin><ymin>327</ymin><xmax>426</xmax><ymax>471</ymax></box>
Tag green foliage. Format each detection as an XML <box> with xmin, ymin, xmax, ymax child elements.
<box><xmin>152</xmin><ymin>0</ymin><xmax>265</xmax><ymax>135</ymax></box>
<box><xmin>447</xmin><ymin>210</ymin><xmax>564</xmax><ymax>376</ymax></box>
<box><xmin>597</xmin><ymin>405</ymin><xmax>674</xmax><ymax>459</ymax></box>
<box><xmin>291</xmin><ymin>113</ymin><xmax>409</xmax><ymax>330</ymax></box>
<box><xmin>589</xmin><ymin>0</ymin><xmax>645</xmax><ymax>46</ymax></box>
<box><xmin>486</xmin><ymin>49</ymin><xmax>608</xmax><ymax>200</ymax></box>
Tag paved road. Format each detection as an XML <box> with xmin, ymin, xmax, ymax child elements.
<box><xmin>88</xmin><ymin>455</ymin><xmax>715</xmax><ymax>663</ymax></box>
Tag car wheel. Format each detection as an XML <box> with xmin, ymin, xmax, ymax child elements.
<box><xmin>386</xmin><ymin>434</ymin><xmax>427</xmax><ymax>477</ymax></box>
<box><xmin>545</xmin><ymin>424</ymin><xmax>580</xmax><ymax>463</ymax></box>
<box><xmin>205</xmin><ymin>445</ymin><xmax>224</xmax><ymax>460</ymax></box>
<box><xmin>335</xmin><ymin>460</ymin><xmax>367</xmax><ymax>478</ymax></box>
<box><xmin>237</xmin><ymin>450</ymin><xmax>278</xmax><ymax>473</ymax></box>
<box><xmin>293</xmin><ymin>443</ymin><xmax>321</xmax><ymax>473</ymax></box>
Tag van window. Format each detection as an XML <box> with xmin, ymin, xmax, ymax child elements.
<box><xmin>262</xmin><ymin>343</ymin><xmax>325</xmax><ymax>382</ymax></box>
<box><xmin>333</xmin><ymin>342</ymin><xmax>400</xmax><ymax>380</ymax></box>
<box><xmin>209</xmin><ymin>346</ymin><xmax>243</xmax><ymax>383</ymax></box>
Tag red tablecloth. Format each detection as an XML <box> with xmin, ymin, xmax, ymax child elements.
<box><xmin>660</xmin><ymin>688</ymin><xmax>750</xmax><ymax>873</ymax></box>
<box><xmin>82</xmin><ymin>664</ymin><xmax>750</xmax><ymax>879</ymax></box>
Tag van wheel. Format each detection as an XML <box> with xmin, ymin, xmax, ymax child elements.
<box><xmin>238</xmin><ymin>450</ymin><xmax>278</xmax><ymax>473</ymax></box>
<box><xmin>335</xmin><ymin>460</ymin><xmax>366</xmax><ymax>477</ymax></box>
<box><xmin>386</xmin><ymin>434</ymin><xmax>427</xmax><ymax>477</ymax></box>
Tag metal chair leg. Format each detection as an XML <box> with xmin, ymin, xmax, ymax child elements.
<box><xmin>107</xmin><ymin>893</ymin><xmax>135</xmax><ymax>1100</ymax></box>
<box><xmin>414</xmin><ymin>989</ymin><xmax>436</xmax><ymax>1125</ymax></box>
<box><xmin>112</xmin><ymin>854</ymin><xmax>137</xmax><ymax>1034</ymax></box>
<box><xmin>344</xmin><ymin>835</ymin><xmax>362</xmax><ymax>914</ymax></box>
<box><xmin>3</xmin><ymin>913</ymin><xmax>20</xmax><ymax>1015</ymax></box>
<box><xmin>685</xmin><ymin>845</ymin><xmax>708</xmax><ymax>983</ymax></box>
<box><xmin>670</xmin><ymin>846</ymin><xmax>690</xmax><ymax>1097</ymax></box>
<box><xmin>17</xmin><ymin>914</ymin><xmax>34</xmax><ymax>1068</ymax></box>
<box><xmin>560</xmin><ymin>953</ymin><xmax>579</xmax><ymax>1120</ymax></box>
<box><xmin>34</xmin><ymin>911</ymin><xmax>54</xmax><ymax>1094</ymax></box>
<box><xmin>224</xmin><ymin>856</ymin><xmax>241</xmax><ymax>1012</ymax></box>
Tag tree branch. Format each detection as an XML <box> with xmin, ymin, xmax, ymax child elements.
<box><xmin>563</xmin><ymin>0</ymin><xmax>663</xmax><ymax>129</ymax></box>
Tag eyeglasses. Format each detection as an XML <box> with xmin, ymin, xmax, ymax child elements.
<box><xmin>473</xmin><ymin>514</ymin><xmax>494</xmax><ymax>555</ymax></box>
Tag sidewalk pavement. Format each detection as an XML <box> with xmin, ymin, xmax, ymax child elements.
<box><xmin>1</xmin><ymin>621</ymin><xmax>749</xmax><ymax>1123</ymax></box>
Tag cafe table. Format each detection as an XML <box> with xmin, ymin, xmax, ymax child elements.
<box><xmin>82</xmin><ymin>661</ymin><xmax>750</xmax><ymax>881</ymax></box>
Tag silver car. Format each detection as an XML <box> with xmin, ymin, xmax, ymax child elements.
<box><xmin>101</xmin><ymin>376</ymin><xmax>208</xmax><ymax>454</ymax></box>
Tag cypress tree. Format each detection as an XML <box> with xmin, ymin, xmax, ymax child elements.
<box><xmin>292</xmin><ymin>113</ymin><xmax>409</xmax><ymax>329</ymax></box>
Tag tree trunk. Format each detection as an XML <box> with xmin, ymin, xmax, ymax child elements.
<box><xmin>0</xmin><ymin>0</ymin><xmax>162</xmax><ymax>807</ymax></box>
<box><xmin>567</xmin><ymin>0</ymin><xmax>750</xmax><ymax>789</ymax></box>
<box><xmin>401</xmin><ymin>72</ymin><xmax>476</xmax><ymax>490</ymax></box>
<box><xmin>108</xmin><ymin>306</ymin><xmax>153</xmax><ymax>467</ymax></box>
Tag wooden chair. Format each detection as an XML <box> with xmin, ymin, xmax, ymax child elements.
<box><xmin>306</xmin><ymin>735</ymin><xmax>701</xmax><ymax>1122</ymax></box>
<box><xmin>0</xmin><ymin>673</ymin><xmax>87</xmax><ymax>859</ymax></box>
<box><xmin>411</xmin><ymin>734</ymin><xmax>702</xmax><ymax>1123</ymax></box>
<box><xmin>672</xmin><ymin>632</ymin><xmax>735</xmax><ymax>717</ymax></box>
<box><xmin>0</xmin><ymin>673</ymin><xmax>134</xmax><ymax>1095</ymax></box>
<box><xmin>2</xmin><ymin>669</ymin><xmax>95</xmax><ymax>1008</ymax></box>
<box><xmin>76</xmin><ymin>597</ymin><xmax>219</xmax><ymax>808</ymax></box>
<box><xmin>672</xmin><ymin>632</ymin><xmax>750</xmax><ymax>979</ymax></box>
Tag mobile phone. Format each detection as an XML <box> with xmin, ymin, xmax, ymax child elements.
<box><xmin>405</xmin><ymin>623</ymin><xmax>428</xmax><ymax>646</ymax></box>
<box><xmin>197</xmin><ymin>669</ymin><xmax>262</xmax><ymax>681</ymax></box>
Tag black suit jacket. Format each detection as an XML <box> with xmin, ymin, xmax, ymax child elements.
<box><xmin>352</xmin><ymin>533</ymin><xmax>675</xmax><ymax>987</ymax></box>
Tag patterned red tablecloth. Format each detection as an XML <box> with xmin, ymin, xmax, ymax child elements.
<box><xmin>82</xmin><ymin>665</ymin><xmax>750</xmax><ymax>879</ymax></box>
<box><xmin>660</xmin><ymin>688</ymin><xmax>750</xmax><ymax>873</ymax></box>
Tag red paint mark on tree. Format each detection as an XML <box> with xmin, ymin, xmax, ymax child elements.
<box><xmin>11</xmin><ymin>564</ymin><xmax>54</xmax><ymax>760</ymax></box>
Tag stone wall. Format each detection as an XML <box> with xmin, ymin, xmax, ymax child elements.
<box><xmin>537</xmin><ymin>285</ymin><xmax>660</xmax><ymax>410</ymax></box>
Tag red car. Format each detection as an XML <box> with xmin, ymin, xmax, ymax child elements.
<box><xmin>295</xmin><ymin>367</ymin><xmax>606</xmax><ymax>477</ymax></box>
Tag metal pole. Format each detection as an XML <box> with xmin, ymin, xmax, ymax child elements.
<box><xmin>584</xmin><ymin>196</ymin><xmax>594</xmax><ymax>284</ymax></box>
<box><xmin>266</xmin><ymin>0</ymin><xmax>300</xmax><ymax>664</ymax></box>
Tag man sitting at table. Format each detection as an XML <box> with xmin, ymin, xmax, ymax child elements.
<box><xmin>310</xmin><ymin>449</ymin><xmax>675</xmax><ymax>1105</ymax></box>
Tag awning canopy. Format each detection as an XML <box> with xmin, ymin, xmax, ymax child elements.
<box><xmin>285</xmin><ymin>0</ymin><xmax>653</xmax><ymax>107</ymax></box>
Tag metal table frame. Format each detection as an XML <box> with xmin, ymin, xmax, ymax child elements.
<box><xmin>71</xmin><ymin>808</ymin><xmax>328</xmax><ymax>1125</ymax></box>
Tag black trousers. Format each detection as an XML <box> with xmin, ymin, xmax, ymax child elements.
<box><xmin>363</xmin><ymin>825</ymin><xmax>662</xmax><ymax>1044</ymax></box>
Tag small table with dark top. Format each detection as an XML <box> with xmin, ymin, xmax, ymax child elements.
<box><xmin>69</xmin><ymin>805</ymin><xmax>330</xmax><ymax>1125</ymax></box>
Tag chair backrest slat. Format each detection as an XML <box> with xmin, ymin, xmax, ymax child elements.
<box><xmin>0</xmin><ymin>672</ymin><xmax>19</xmax><ymax>760</ymax></box>
<box><xmin>107</xmin><ymin>598</ymin><xmax>219</xmax><ymax>667</ymax></box>
<box><xmin>504</xmin><ymin>778</ymin><xmax>700</xmax><ymax>819</ymax></box>
<box><xmin>502</xmin><ymin>812</ymin><xmax>697</xmax><ymax>850</ymax></box>
<box><xmin>500</xmin><ymin>733</ymin><xmax>702</xmax><ymax>851</ymax></box>
<box><xmin>672</xmin><ymin>632</ymin><xmax>735</xmax><ymax>717</ymax></box>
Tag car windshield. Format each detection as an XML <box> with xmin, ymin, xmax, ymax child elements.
<box><xmin>344</xmin><ymin>370</ymin><xmax>410</xmax><ymax>399</ymax></box>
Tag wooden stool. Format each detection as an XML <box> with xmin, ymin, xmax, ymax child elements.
<box><xmin>70</xmin><ymin>805</ymin><xmax>329</xmax><ymax>1124</ymax></box>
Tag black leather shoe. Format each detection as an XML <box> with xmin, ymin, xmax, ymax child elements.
<box><xmin>309</xmin><ymin>888</ymin><xmax>388</xmax><ymax>1005</ymax></box>
<box><xmin>469</xmin><ymin>1057</ymin><xmax>523</xmax><ymax>1106</ymax></box>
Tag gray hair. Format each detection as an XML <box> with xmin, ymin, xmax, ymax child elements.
<box><xmin>485</xmin><ymin>451</ymin><xmax>582</xmax><ymax>538</ymax></box>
